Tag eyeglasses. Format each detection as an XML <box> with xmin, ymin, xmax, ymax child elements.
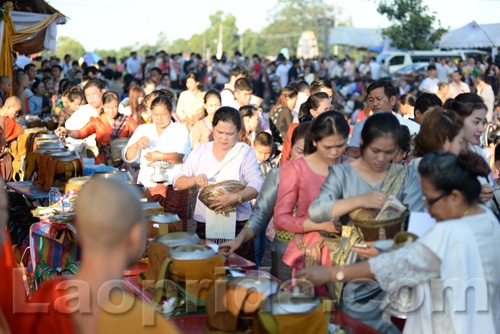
<box><xmin>424</xmin><ymin>193</ymin><xmax>449</xmax><ymax>208</ymax></box>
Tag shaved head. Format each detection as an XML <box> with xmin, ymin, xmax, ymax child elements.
<box><xmin>75</xmin><ymin>179</ymin><xmax>144</xmax><ymax>251</ymax></box>
<box><xmin>2</xmin><ymin>97</ymin><xmax>22</xmax><ymax>119</ymax></box>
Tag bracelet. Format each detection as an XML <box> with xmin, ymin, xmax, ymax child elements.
<box><xmin>236</xmin><ymin>192</ymin><xmax>243</xmax><ymax>204</ymax></box>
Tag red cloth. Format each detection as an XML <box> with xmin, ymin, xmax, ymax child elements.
<box><xmin>20</xmin><ymin>277</ymin><xmax>76</xmax><ymax>334</ymax></box>
<box><xmin>0</xmin><ymin>231</ymin><xmax>27</xmax><ymax>333</ymax></box>
<box><xmin>274</xmin><ymin>158</ymin><xmax>330</xmax><ymax>271</ymax></box>
<box><xmin>280</xmin><ymin>122</ymin><xmax>298</xmax><ymax>164</ymax></box>
<box><xmin>76</xmin><ymin>113</ymin><xmax>137</xmax><ymax>164</ymax></box>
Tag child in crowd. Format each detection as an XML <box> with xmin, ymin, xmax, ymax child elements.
<box><xmin>253</xmin><ymin>131</ymin><xmax>279</xmax><ymax>178</ymax></box>
<box><xmin>58</xmin><ymin>88</ymin><xmax>84</xmax><ymax>126</ymax></box>
<box><xmin>233</xmin><ymin>78</ymin><xmax>253</xmax><ymax>109</ymax></box>
<box><xmin>239</xmin><ymin>105</ymin><xmax>260</xmax><ymax>146</ymax></box>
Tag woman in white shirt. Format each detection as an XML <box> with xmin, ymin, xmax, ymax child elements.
<box><xmin>298</xmin><ymin>150</ymin><xmax>500</xmax><ymax>334</ymax></box>
<box><xmin>124</xmin><ymin>95</ymin><xmax>191</xmax><ymax>229</ymax></box>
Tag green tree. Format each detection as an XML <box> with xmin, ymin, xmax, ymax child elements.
<box><xmin>48</xmin><ymin>36</ymin><xmax>86</xmax><ymax>60</ymax></box>
<box><xmin>257</xmin><ymin>0</ymin><xmax>334</xmax><ymax>56</ymax></box>
<box><xmin>377</xmin><ymin>0</ymin><xmax>448</xmax><ymax>50</ymax></box>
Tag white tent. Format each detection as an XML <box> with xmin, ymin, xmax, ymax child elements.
<box><xmin>439</xmin><ymin>21</ymin><xmax>500</xmax><ymax>49</ymax></box>
<box><xmin>328</xmin><ymin>26</ymin><xmax>384</xmax><ymax>48</ymax></box>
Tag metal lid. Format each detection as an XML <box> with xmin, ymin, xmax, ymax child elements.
<box><xmin>51</xmin><ymin>155</ymin><xmax>79</xmax><ymax>161</ymax></box>
<box><xmin>90</xmin><ymin>171</ymin><xmax>133</xmax><ymax>183</ymax></box>
<box><xmin>147</xmin><ymin>212</ymin><xmax>181</xmax><ymax>223</ymax></box>
<box><xmin>34</xmin><ymin>133</ymin><xmax>59</xmax><ymax>139</ymax></box>
<box><xmin>153</xmin><ymin>232</ymin><xmax>200</xmax><ymax>248</ymax></box>
<box><xmin>227</xmin><ymin>276</ymin><xmax>279</xmax><ymax>298</ymax></box>
<box><xmin>67</xmin><ymin>176</ymin><xmax>91</xmax><ymax>185</ymax></box>
<box><xmin>142</xmin><ymin>202</ymin><xmax>162</xmax><ymax>210</ymax></box>
<box><xmin>21</xmin><ymin>127</ymin><xmax>46</xmax><ymax>134</ymax></box>
<box><xmin>169</xmin><ymin>244</ymin><xmax>215</xmax><ymax>260</ymax></box>
<box><xmin>261</xmin><ymin>291</ymin><xmax>321</xmax><ymax>315</ymax></box>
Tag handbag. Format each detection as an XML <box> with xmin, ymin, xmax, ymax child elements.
<box><xmin>28</xmin><ymin>222</ymin><xmax>81</xmax><ymax>291</ymax></box>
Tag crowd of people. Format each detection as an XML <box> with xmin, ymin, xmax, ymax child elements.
<box><xmin>1</xmin><ymin>48</ymin><xmax>500</xmax><ymax>333</ymax></box>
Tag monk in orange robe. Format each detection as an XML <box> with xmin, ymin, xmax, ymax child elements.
<box><xmin>56</xmin><ymin>91</ymin><xmax>137</xmax><ymax>165</ymax></box>
<box><xmin>21</xmin><ymin>178</ymin><xmax>181</xmax><ymax>334</ymax></box>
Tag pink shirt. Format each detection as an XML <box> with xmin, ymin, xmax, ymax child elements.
<box><xmin>274</xmin><ymin>158</ymin><xmax>330</xmax><ymax>270</ymax></box>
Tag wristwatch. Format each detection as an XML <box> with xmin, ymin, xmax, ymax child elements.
<box><xmin>236</xmin><ymin>192</ymin><xmax>243</xmax><ymax>204</ymax></box>
<box><xmin>335</xmin><ymin>265</ymin><xmax>345</xmax><ymax>282</ymax></box>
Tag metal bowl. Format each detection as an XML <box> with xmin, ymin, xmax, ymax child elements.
<box><xmin>169</xmin><ymin>244</ymin><xmax>216</xmax><ymax>260</ymax></box>
<box><xmin>51</xmin><ymin>155</ymin><xmax>79</xmax><ymax>161</ymax></box>
<box><xmin>153</xmin><ymin>232</ymin><xmax>200</xmax><ymax>248</ymax></box>
<box><xmin>261</xmin><ymin>291</ymin><xmax>321</xmax><ymax>315</ymax></box>
<box><xmin>34</xmin><ymin>133</ymin><xmax>59</xmax><ymax>139</ymax></box>
<box><xmin>90</xmin><ymin>171</ymin><xmax>133</xmax><ymax>183</ymax></box>
<box><xmin>37</xmin><ymin>142</ymin><xmax>65</xmax><ymax>150</ymax></box>
<box><xmin>198</xmin><ymin>180</ymin><xmax>245</xmax><ymax>214</ymax></box>
<box><xmin>35</xmin><ymin>148</ymin><xmax>65</xmax><ymax>154</ymax></box>
<box><xmin>147</xmin><ymin>212</ymin><xmax>183</xmax><ymax>237</ymax></box>
<box><xmin>142</xmin><ymin>201</ymin><xmax>162</xmax><ymax>211</ymax></box>
<box><xmin>21</xmin><ymin>127</ymin><xmax>46</xmax><ymax>134</ymax></box>
<box><xmin>227</xmin><ymin>276</ymin><xmax>279</xmax><ymax>299</ymax></box>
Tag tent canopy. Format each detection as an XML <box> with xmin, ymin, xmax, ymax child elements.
<box><xmin>439</xmin><ymin>21</ymin><xmax>500</xmax><ymax>49</ymax></box>
<box><xmin>328</xmin><ymin>26</ymin><xmax>384</xmax><ymax>48</ymax></box>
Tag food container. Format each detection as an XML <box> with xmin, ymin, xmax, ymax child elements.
<box><xmin>109</xmin><ymin>138</ymin><xmax>129</xmax><ymax>166</ymax></box>
<box><xmin>51</xmin><ymin>154</ymin><xmax>79</xmax><ymax>161</ymax></box>
<box><xmin>34</xmin><ymin>133</ymin><xmax>59</xmax><ymax>139</ymax></box>
<box><xmin>226</xmin><ymin>276</ymin><xmax>279</xmax><ymax>300</ymax></box>
<box><xmin>21</xmin><ymin>127</ymin><xmax>46</xmax><ymax>134</ymax></box>
<box><xmin>148</xmin><ymin>160</ymin><xmax>171</xmax><ymax>183</ymax></box>
<box><xmin>198</xmin><ymin>180</ymin><xmax>245</xmax><ymax>214</ymax></box>
<box><xmin>36</xmin><ymin>141</ymin><xmax>65</xmax><ymax>150</ymax></box>
<box><xmin>90</xmin><ymin>171</ymin><xmax>133</xmax><ymax>183</ymax></box>
<box><xmin>169</xmin><ymin>244</ymin><xmax>216</xmax><ymax>261</ymax></box>
<box><xmin>65</xmin><ymin>176</ymin><xmax>91</xmax><ymax>194</ymax></box>
<box><xmin>349</xmin><ymin>208</ymin><xmax>409</xmax><ymax>241</ymax></box>
<box><xmin>261</xmin><ymin>291</ymin><xmax>322</xmax><ymax>315</ymax></box>
<box><xmin>142</xmin><ymin>201</ymin><xmax>163</xmax><ymax>213</ymax></box>
<box><xmin>35</xmin><ymin>148</ymin><xmax>65</xmax><ymax>154</ymax></box>
<box><xmin>146</xmin><ymin>212</ymin><xmax>183</xmax><ymax>237</ymax></box>
<box><xmin>153</xmin><ymin>231</ymin><xmax>201</xmax><ymax>248</ymax></box>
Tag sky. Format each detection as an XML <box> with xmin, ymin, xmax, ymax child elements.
<box><xmin>49</xmin><ymin>0</ymin><xmax>500</xmax><ymax>52</ymax></box>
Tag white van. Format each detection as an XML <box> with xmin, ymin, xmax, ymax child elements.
<box><xmin>377</xmin><ymin>49</ymin><xmax>488</xmax><ymax>73</ymax></box>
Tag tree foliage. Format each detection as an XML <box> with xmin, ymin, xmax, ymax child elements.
<box><xmin>55</xmin><ymin>0</ymin><xmax>341</xmax><ymax>59</ymax></box>
<box><xmin>377</xmin><ymin>0</ymin><xmax>448</xmax><ymax>50</ymax></box>
<box><xmin>43</xmin><ymin>36</ymin><xmax>86</xmax><ymax>60</ymax></box>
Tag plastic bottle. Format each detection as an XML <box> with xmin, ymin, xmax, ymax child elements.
<box><xmin>62</xmin><ymin>195</ymin><xmax>71</xmax><ymax>213</ymax></box>
<box><xmin>48</xmin><ymin>187</ymin><xmax>54</xmax><ymax>206</ymax></box>
<box><xmin>53</xmin><ymin>188</ymin><xmax>62</xmax><ymax>209</ymax></box>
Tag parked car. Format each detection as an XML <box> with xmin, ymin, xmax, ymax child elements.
<box><xmin>394</xmin><ymin>62</ymin><xmax>429</xmax><ymax>80</ymax></box>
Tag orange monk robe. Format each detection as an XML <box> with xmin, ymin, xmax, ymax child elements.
<box><xmin>76</xmin><ymin>113</ymin><xmax>137</xmax><ymax>165</ymax></box>
<box><xmin>4</xmin><ymin>117</ymin><xmax>23</xmax><ymax>143</ymax></box>
<box><xmin>0</xmin><ymin>230</ymin><xmax>29</xmax><ymax>333</ymax></box>
<box><xmin>21</xmin><ymin>277</ymin><xmax>182</xmax><ymax>334</ymax></box>
<box><xmin>20</xmin><ymin>278</ymin><xmax>76</xmax><ymax>334</ymax></box>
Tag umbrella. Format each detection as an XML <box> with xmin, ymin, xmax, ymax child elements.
<box><xmin>82</xmin><ymin>51</ymin><xmax>101</xmax><ymax>66</ymax></box>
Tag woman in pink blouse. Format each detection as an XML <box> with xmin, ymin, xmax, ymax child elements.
<box><xmin>274</xmin><ymin>110</ymin><xmax>352</xmax><ymax>288</ymax></box>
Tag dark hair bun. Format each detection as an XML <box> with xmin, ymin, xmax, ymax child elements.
<box><xmin>458</xmin><ymin>151</ymin><xmax>490</xmax><ymax>178</ymax></box>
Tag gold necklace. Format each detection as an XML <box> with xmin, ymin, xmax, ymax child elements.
<box><xmin>462</xmin><ymin>206</ymin><xmax>476</xmax><ymax>217</ymax></box>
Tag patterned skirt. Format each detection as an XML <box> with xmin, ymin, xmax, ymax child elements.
<box><xmin>148</xmin><ymin>184</ymin><xmax>189</xmax><ymax>231</ymax></box>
